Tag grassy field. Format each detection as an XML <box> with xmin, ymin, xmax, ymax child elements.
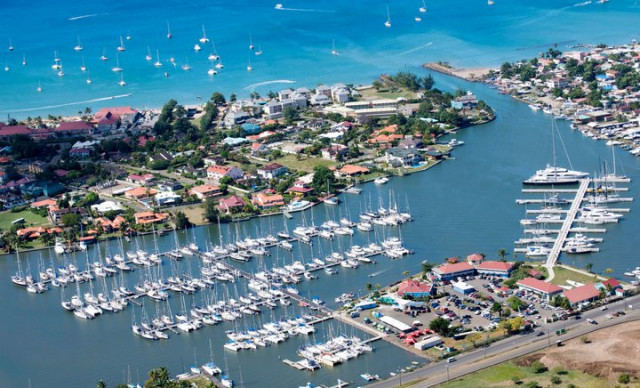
<box><xmin>275</xmin><ymin>154</ymin><xmax>337</xmax><ymax>172</ymax></box>
<box><xmin>359</xmin><ymin>86</ymin><xmax>417</xmax><ymax>100</ymax></box>
<box><xmin>549</xmin><ymin>266</ymin><xmax>603</xmax><ymax>287</ymax></box>
<box><xmin>0</xmin><ymin>209</ymin><xmax>50</xmax><ymax>230</ymax></box>
<box><xmin>438</xmin><ymin>360</ymin><xmax>611</xmax><ymax>388</ymax></box>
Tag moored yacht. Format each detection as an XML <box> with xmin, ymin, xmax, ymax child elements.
<box><xmin>524</xmin><ymin>165</ymin><xmax>588</xmax><ymax>185</ymax></box>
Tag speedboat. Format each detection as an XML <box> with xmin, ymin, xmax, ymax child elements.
<box><xmin>374</xmin><ymin>176</ymin><xmax>390</xmax><ymax>185</ymax></box>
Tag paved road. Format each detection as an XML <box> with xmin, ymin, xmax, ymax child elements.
<box><xmin>370</xmin><ymin>294</ymin><xmax>640</xmax><ymax>388</ymax></box>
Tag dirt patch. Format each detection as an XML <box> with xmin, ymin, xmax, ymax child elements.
<box><xmin>537</xmin><ymin>321</ymin><xmax>640</xmax><ymax>381</ymax></box>
<box><xmin>514</xmin><ymin>353</ymin><xmax>543</xmax><ymax>367</ymax></box>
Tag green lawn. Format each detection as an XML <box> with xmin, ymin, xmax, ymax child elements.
<box><xmin>0</xmin><ymin>209</ymin><xmax>50</xmax><ymax>230</ymax></box>
<box><xmin>438</xmin><ymin>360</ymin><xmax>611</xmax><ymax>388</ymax></box>
<box><xmin>549</xmin><ymin>266</ymin><xmax>603</xmax><ymax>287</ymax></box>
<box><xmin>359</xmin><ymin>86</ymin><xmax>417</xmax><ymax>100</ymax></box>
<box><xmin>275</xmin><ymin>154</ymin><xmax>337</xmax><ymax>172</ymax></box>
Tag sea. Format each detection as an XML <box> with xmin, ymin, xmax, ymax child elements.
<box><xmin>0</xmin><ymin>0</ymin><xmax>639</xmax><ymax>119</ymax></box>
<box><xmin>1</xmin><ymin>1</ymin><xmax>640</xmax><ymax>387</ymax></box>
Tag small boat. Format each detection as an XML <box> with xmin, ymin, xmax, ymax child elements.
<box><xmin>488</xmin><ymin>0</ymin><xmax>494</xmax><ymax>4</ymax></box>
<box><xmin>249</xmin><ymin>33</ymin><xmax>255</xmax><ymax>50</ymax></box>
<box><xmin>166</xmin><ymin>21</ymin><xmax>172</xmax><ymax>39</ymax></box>
<box><xmin>194</xmin><ymin>43</ymin><xmax>202</xmax><ymax>52</ymax></box>
<box><xmin>36</xmin><ymin>82</ymin><xmax>42</xmax><ymax>93</ymax></box>
<box><xmin>118</xmin><ymin>73</ymin><xmax>126</xmax><ymax>86</ymax></box>
<box><xmin>117</xmin><ymin>35</ymin><xmax>126</xmax><ymax>51</ymax></box>
<box><xmin>344</xmin><ymin>186</ymin><xmax>362</xmax><ymax>194</ymax></box>
<box><xmin>415</xmin><ymin>16</ymin><xmax>422</xmax><ymax>22</ymax></box>
<box><xmin>323</xmin><ymin>197</ymin><xmax>339</xmax><ymax>205</ymax></box>
<box><xmin>384</xmin><ymin>6</ymin><xmax>392</xmax><ymax>28</ymax></box>
<box><xmin>331</xmin><ymin>39</ymin><xmax>339</xmax><ymax>56</ymax></box>
<box><xmin>154</xmin><ymin>49</ymin><xmax>163</xmax><ymax>67</ymax></box>
<box><xmin>247</xmin><ymin>57</ymin><xmax>253</xmax><ymax>72</ymax></box>
<box><xmin>374</xmin><ymin>176</ymin><xmax>389</xmax><ymax>185</ymax></box>
<box><xmin>100</xmin><ymin>48</ymin><xmax>108</xmax><ymax>61</ymax></box>
<box><xmin>361</xmin><ymin>373</ymin><xmax>379</xmax><ymax>381</ymax></box>
<box><xmin>275</xmin><ymin>3</ymin><xmax>283</xmax><ymax>9</ymax></box>
<box><xmin>419</xmin><ymin>0</ymin><xmax>427</xmax><ymax>12</ymax></box>
<box><xmin>200</xmin><ymin>25</ymin><xmax>210</xmax><ymax>44</ymax></box>
<box><xmin>74</xmin><ymin>36</ymin><xmax>83</xmax><ymax>51</ymax></box>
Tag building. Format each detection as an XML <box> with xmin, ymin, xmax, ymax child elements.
<box><xmin>124</xmin><ymin>187</ymin><xmax>157</xmax><ymax>200</ymax></box>
<box><xmin>257</xmin><ymin>163</ymin><xmax>288</xmax><ymax>180</ymax></box>
<box><xmin>476</xmin><ymin>261</ymin><xmax>514</xmax><ymax>277</ymax></box>
<box><xmin>224</xmin><ymin>111</ymin><xmax>250</xmax><ymax>128</ymax></box>
<box><xmin>93</xmin><ymin>107</ymin><xmax>139</xmax><ymax>130</ymax></box>
<box><xmin>466</xmin><ymin>253</ymin><xmax>484</xmax><ymax>266</ymax></box>
<box><xmin>596</xmin><ymin>278</ymin><xmax>622</xmax><ymax>295</ymax></box>
<box><xmin>90</xmin><ymin>201</ymin><xmax>124</xmax><ymax>214</ymax></box>
<box><xmin>69</xmin><ymin>148</ymin><xmax>91</xmax><ymax>158</ymax></box>
<box><xmin>450</xmin><ymin>93</ymin><xmax>479</xmax><ymax>109</ymax></box>
<box><xmin>252</xmin><ymin>192</ymin><xmax>285</xmax><ymax>209</ymax></box>
<box><xmin>126</xmin><ymin>173</ymin><xmax>155</xmax><ymax>186</ymax></box>
<box><xmin>336</xmin><ymin>164</ymin><xmax>370</xmax><ymax>178</ymax></box>
<box><xmin>154</xmin><ymin>191</ymin><xmax>182</xmax><ymax>206</ymax></box>
<box><xmin>206</xmin><ymin>165</ymin><xmax>243</xmax><ymax>181</ymax></box>
<box><xmin>134</xmin><ymin>211</ymin><xmax>168</xmax><ymax>225</ymax></box>
<box><xmin>452</xmin><ymin>281</ymin><xmax>476</xmax><ymax>295</ymax></box>
<box><xmin>414</xmin><ymin>336</ymin><xmax>443</xmax><ymax>351</ymax></box>
<box><xmin>287</xmin><ymin>181</ymin><xmax>314</xmax><ymax>197</ymax></box>
<box><xmin>321</xmin><ymin>144</ymin><xmax>349</xmax><ymax>161</ymax></box>
<box><xmin>379</xmin><ymin>315</ymin><xmax>413</xmax><ymax>333</ymax></box>
<box><xmin>432</xmin><ymin>262</ymin><xmax>475</xmax><ymax>281</ymax></box>
<box><xmin>218</xmin><ymin>195</ymin><xmax>246</xmax><ymax>213</ymax></box>
<box><xmin>250</xmin><ymin>142</ymin><xmax>269</xmax><ymax>157</ymax></box>
<box><xmin>397</xmin><ymin>280</ymin><xmax>435</xmax><ymax>298</ymax></box>
<box><xmin>49</xmin><ymin>207</ymin><xmax>88</xmax><ymax>225</ymax></box>
<box><xmin>310</xmin><ymin>93</ymin><xmax>331</xmax><ymax>106</ymax></box>
<box><xmin>563</xmin><ymin>284</ymin><xmax>601</xmax><ymax>306</ymax></box>
<box><xmin>341</xmin><ymin>99</ymin><xmax>398</xmax><ymax>122</ymax></box>
<box><xmin>189</xmin><ymin>184</ymin><xmax>223</xmax><ymax>201</ymax></box>
<box><xmin>95</xmin><ymin>215</ymin><xmax>127</xmax><ymax>232</ymax></box>
<box><xmin>385</xmin><ymin>148</ymin><xmax>425</xmax><ymax>167</ymax></box>
<box><xmin>54</xmin><ymin>121</ymin><xmax>94</xmax><ymax>137</ymax></box>
<box><xmin>516</xmin><ymin>277</ymin><xmax>563</xmax><ymax>300</ymax></box>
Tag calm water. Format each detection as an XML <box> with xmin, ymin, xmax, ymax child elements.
<box><xmin>1</xmin><ymin>74</ymin><xmax>639</xmax><ymax>387</ymax></box>
<box><xmin>1</xmin><ymin>0</ymin><xmax>639</xmax><ymax>118</ymax></box>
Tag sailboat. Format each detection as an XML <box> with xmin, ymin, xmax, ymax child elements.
<box><xmin>166</xmin><ymin>21</ymin><xmax>172</xmax><ymax>39</ymax></box>
<box><xmin>384</xmin><ymin>6</ymin><xmax>392</xmax><ymax>28</ymax></box>
<box><xmin>100</xmin><ymin>48</ymin><xmax>108</xmax><ymax>61</ymax></box>
<box><xmin>249</xmin><ymin>33</ymin><xmax>255</xmax><ymax>50</ymax></box>
<box><xmin>57</xmin><ymin>62</ymin><xmax>64</xmax><ymax>77</ymax></box>
<box><xmin>419</xmin><ymin>0</ymin><xmax>427</xmax><ymax>12</ymax></box>
<box><xmin>488</xmin><ymin>0</ymin><xmax>494</xmax><ymax>4</ymax></box>
<box><xmin>190</xmin><ymin>348</ymin><xmax>201</xmax><ymax>374</ymax></box>
<box><xmin>255</xmin><ymin>45</ymin><xmax>263</xmax><ymax>56</ymax></box>
<box><xmin>415</xmin><ymin>16</ymin><xmax>422</xmax><ymax>22</ymax></box>
<box><xmin>207</xmin><ymin>58</ymin><xmax>218</xmax><ymax>76</ymax></box>
<box><xmin>86</xmin><ymin>71</ymin><xmax>92</xmax><ymax>84</ymax></box>
<box><xmin>36</xmin><ymin>82</ymin><xmax>42</xmax><ymax>92</ymax></box>
<box><xmin>208</xmin><ymin>42</ymin><xmax>220</xmax><ymax>61</ymax></box>
<box><xmin>126</xmin><ymin>30</ymin><xmax>132</xmax><ymax>40</ymax></box>
<box><xmin>202</xmin><ymin>338</ymin><xmax>222</xmax><ymax>375</ymax></box>
<box><xmin>145</xmin><ymin>47</ymin><xmax>152</xmax><ymax>61</ymax></box>
<box><xmin>8</xmin><ymin>39</ymin><xmax>14</xmax><ymax>51</ymax></box>
<box><xmin>247</xmin><ymin>57</ymin><xmax>253</xmax><ymax>72</ymax></box>
<box><xmin>154</xmin><ymin>50</ymin><xmax>163</xmax><ymax>67</ymax></box>
<box><xmin>74</xmin><ymin>36</ymin><xmax>83</xmax><ymax>51</ymax></box>
<box><xmin>112</xmin><ymin>53</ymin><xmax>123</xmax><ymax>72</ymax></box>
<box><xmin>80</xmin><ymin>56</ymin><xmax>86</xmax><ymax>72</ymax></box>
<box><xmin>215</xmin><ymin>59</ymin><xmax>224</xmax><ymax>69</ymax></box>
<box><xmin>51</xmin><ymin>51</ymin><xmax>62</xmax><ymax>70</ymax></box>
<box><xmin>117</xmin><ymin>35</ymin><xmax>126</xmax><ymax>51</ymax></box>
<box><xmin>181</xmin><ymin>58</ymin><xmax>191</xmax><ymax>71</ymax></box>
<box><xmin>22</xmin><ymin>54</ymin><xmax>26</xmax><ymax>66</ymax></box>
<box><xmin>118</xmin><ymin>72</ymin><xmax>126</xmax><ymax>86</ymax></box>
<box><xmin>11</xmin><ymin>246</ymin><xmax>26</xmax><ymax>286</ymax></box>
<box><xmin>4</xmin><ymin>62</ymin><xmax>9</xmax><ymax>72</ymax></box>
<box><xmin>194</xmin><ymin>43</ymin><xmax>202</xmax><ymax>52</ymax></box>
<box><xmin>331</xmin><ymin>40</ymin><xmax>339</xmax><ymax>56</ymax></box>
<box><xmin>199</xmin><ymin>25</ymin><xmax>209</xmax><ymax>43</ymax></box>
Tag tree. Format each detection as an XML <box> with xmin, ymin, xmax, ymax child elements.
<box><xmin>96</xmin><ymin>380</ymin><xmax>106</xmax><ymax>388</ymax></box>
<box><xmin>62</xmin><ymin>213</ymin><xmax>81</xmax><ymax>228</ymax></box>
<box><xmin>203</xmin><ymin>198</ymin><xmax>218</xmax><ymax>222</ymax></box>
<box><xmin>497</xmin><ymin>248</ymin><xmax>507</xmax><ymax>262</ymax></box>
<box><xmin>429</xmin><ymin>317</ymin><xmax>450</xmax><ymax>336</ymax></box>
<box><xmin>229</xmin><ymin>93</ymin><xmax>237</xmax><ymax>102</ymax></box>
<box><xmin>618</xmin><ymin>373</ymin><xmax>630</xmax><ymax>384</ymax></box>
<box><xmin>423</xmin><ymin>74</ymin><xmax>435</xmax><ymax>90</ymax></box>
<box><xmin>282</xmin><ymin>106</ymin><xmax>299</xmax><ymax>125</ymax></box>
<box><xmin>219</xmin><ymin>176</ymin><xmax>233</xmax><ymax>185</ymax></box>
<box><xmin>507</xmin><ymin>296</ymin><xmax>524</xmax><ymax>311</ymax></box>
<box><xmin>365</xmin><ymin>282</ymin><xmax>373</xmax><ymax>294</ymax></box>
<box><xmin>145</xmin><ymin>367</ymin><xmax>171</xmax><ymax>387</ymax></box>
<box><xmin>174</xmin><ymin>211</ymin><xmax>191</xmax><ymax>229</ymax></box>
<box><xmin>421</xmin><ymin>262</ymin><xmax>433</xmax><ymax>274</ymax></box>
<box><xmin>311</xmin><ymin>165</ymin><xmax>336</xmax><ymax>193</ymax></box>
<box><xmin>585</xmin><ymin>263</ymin><xmax>593</xmax><ymax>272</ymax></box>
<box><xmin>210</xmin><ymin>92</ymin><xmax>226</xmax><ymax>105</ymax></box>
<box><xmin>490</xmin><ymin>302</ymin><xmax>503</xmax><ymax>315</ymax></box>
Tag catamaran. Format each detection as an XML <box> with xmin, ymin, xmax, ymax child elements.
<box><xmin>111</xmin><ymin>53</ymin><xmax>123</xmax><ymax>72</ymax></box>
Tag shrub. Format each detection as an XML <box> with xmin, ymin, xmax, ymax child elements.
<box><xmin>550</xmin><ymin>376</ymin><xmax>561</xmax><ymax>384</ymax></box>
<box><xmin>531</xmin><ymin>361</ymin><xmax>548</xmax><ymax>374</ymax></box>
<box><xmin>524</xmin><ymin>382</ymin><xmax>539</xmax><ymax>388</ymax></box>
<box><xmin>511</xmin><ymin>376</ymin><xmax>522</xmax><ymax>385</ymax></box>
<box><xmin>618</xmin><ymin>373</ymin><xmax>630</xmax><ymax>384</ymax></box>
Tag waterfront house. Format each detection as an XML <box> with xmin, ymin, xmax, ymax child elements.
<box><xmin>49</xmin><ymin>207</ymin><xmax>88</xmax><ymax>225</ymax></box>
<box><xmin>134</xmin><ymin>211</ymin><xmax>168</xmax><ymax>225</ymax></box>
<box><xmin>278</xmin><ymin>88</ymin><xmax>294</xmax><ymax>101</ymax></box>
<box><xmin>95</xmin><ymin>216</ymin><xmax>127</xmax><ymax>232</ymax></box>
<box><xmin>596</xmin><ymin>278</ymin><xmax>622</xmax><ymax>295</ymax></box>
<box><xmin>257</xmin><ymin>163</ymin><xmax>288</xmax><ymax>180</ymax></box>
<box><xmin>90</xmin><ymin>200</ymin><xmax>123</xmax><ymax>214</ymax></box>
<box><xmin>397</xmin><ymin>280</ymin><xmax>435</xmax><ymax>298</ymax></box>
<box><xmin>252</xmin><ymin>192</ymin><xmax>285</xmax><ymax>209</ymax></box>
<box><xmin>189</xmin><ymin>184</ymin><xmax>223</xmax><ymax>201</ymax></box>
<box><xmin>398</xmin><ymin>137</ymin><xmax>424</xmax><ymax>150</ymax></box>
<box><xmin>287</xmin><ymin>181</ymin><xmax>314</xmax><ymax>197</ymax></box>
<box><xmin>93</xmin><ymin>107</ymin><xmax>139</xmax><ymax>130</ymax></box>
<box><xmin>562</xmin><ymin>284</ymin><xmax>601</xmax><ymax>307</ymax></box>
<box><xmin>206</xmin><ymin>165</ymin><xmax>243</xmax><ymax>181</ymax></box>
<box><xmin>516</xmin><ymin>277</ymin><xmax>563</xmax><ymax>301</ymax></box>
<box><xmin>154</xmin><ymin>191</ymin><xmax>182</xmax><ymax>206</ymax></box>
<box><xmin>316</xmin><ymin>84</ymin><xmax>331</xmax><ymax>98</ymax></box>
<box><xmin>336</xmin><ymin>164</ymin><xmax>370</xmax><ymax>178</ymax></box>
<box><xmin>431</xmin><ymin>262</ymin><xmax>475</xmax><ymax>281</ymax></box>
<box><xmin>476</xmin><ymin>261</ymin><xmax>514</xmax><ymax>278</ymax></box>
<box><xmin>385</xmin><ymin>148</ymin><xmax>425</xmax><ymax>167</ymax></box>
<box><xmin>218</xmin><ymin>195</ymin><xmax>246</xmax><ymax>213</ymax></box>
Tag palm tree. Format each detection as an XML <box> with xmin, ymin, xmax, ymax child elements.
<box><xmin>585</xmin><ymin>263</ymin><xmax>593</xmax><ymax>273</ymax></box>
<box><xmin>497</xmin><ymin>248</ymin><xmax>507</xmax><ymax>262</ymax></box>
<box><xmin>365</xmin><ymin>283</ymin><xmax>373</xmax><ymax>294</ymax></box>
<box><xmin>402</xmin><ymin>270</ymin><xmax>409</xmax><ymax>278</ymax></box>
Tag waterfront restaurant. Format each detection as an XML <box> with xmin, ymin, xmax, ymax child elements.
<box><xmin>476</xmin><ymin>261</ymin><xmax>514</xmax><ymax>278</ymax></box>
<box><xmin>431</xmin><ymin>262</ymin><xmax>475</xmax><ymax>281</ymax></box>
<box><xmin>397</xmin><ymin>280</ymin><xmax>436</xmax><ymax>298</ymax></box>
<box><xmin>516</xmin><ymin>277</ymin><xmax>563</xmax><ymax>301</ymax></box>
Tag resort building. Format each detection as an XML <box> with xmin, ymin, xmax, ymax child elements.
<box><xmin>476</xmin><ymin>261</ymin><xmax>514</xmax><ymax>277</ymax></box>
<box><xmin>397</xmin><ymin>280</ymin><xmax>435</xmax><ymax>298</ymax></box>
<box><xmin>516</xmin><ymin>277</ymin><xmax>563</xmax><ymax>300</ymax></box>
<box><xmin>562</xmin><ymin>284</ymin><xmax>601</xmax><ymax>307</ymax></box>
<box><xmin>431</xmin><ymin>262</ymin><xmax>475</xmax><ymax>281</ymax></box>
<box><xmin>154</xmin><ymin>191</ymin><xmax>182</xmax><ymax>206</ymax></box>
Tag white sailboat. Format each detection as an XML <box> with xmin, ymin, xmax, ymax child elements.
<box><xmin>80</xmin><ymin>56</ymin><xmax>86</xmax><ymax>72</ymax></box>
<box><xmin>86</xmin><ymin>71</ymin><xmax>92</xmax><ymax>84</ymax></box>
<box><xmin>215</xmin><ymin>59</ymin><xmax>224</xmax><ymax>69</ymax></box>
<box><xmin>208</xmin><ymin>42</ymin><xmax>220</xmax><ymax>61</ymax></box>
<box><xmin>100</xmin><ymin>48</ymin><xmax>108</xmax><ymax>61</ymax></box>
<box><xmin>415</xmin><ymin>16</ymin><xmax>422</xmax><ymax>22</ymax></box>
<box><xmin>207</xmin><ymin>58</ymin><xmax>217</xmax><ymax>76</ymax></box>
<box><xmin>249</xmin><ymin>33</ymin><xmax>255</xmax><ymax>50</ymax></box>
<box><xmin>154</xmin><ymin>49</ymin><xmax>163</xmax><ymax>67</ymax></box>
<box><xmin>419</xmin><ymin>0</ymin><xmax>427</xmax><ymax>12</ymax></box>
<box><xmin>4</xmin><ymin>62</ymin><xmax>9</xmax><ymax>72</ymax></box>
<box><xmin>194</xmin><ymin>43</ymin><xmax>202</xmax><ymax>52</ymax></box>
<box><xmin>74</xmin><ymin>36</ymin><xmax>83</xmax><ymax>51</ymax></box>
<box><xmin>255</xmin><ymin>45</ymin><xmax>263</xmax><ymax>56</ymax></box>
<box><xmin>22</xmin><ymin>54</ymin><xmax>26</xmax><ymax>66</ymax></box>
<box><xmin>384</xmin><ymin>6</ymin><xmax>392</xmax><ymax>28</ymax></box>
<box><xmin>8</xmin><ymin>39</ymin><xmax>13</xmax><ymax>51</ymax></box>
<box><xmin>117</xmin><ymin>35</ymin><xmax>126</xmax><ymax>51</ymax></box>
<box><xmin>36</xmin><ymin>82</ymin><xmax>42</xmax><ymax>92</ymax></box>
<box><xmin>247</xmin><ymin>57</ymin><xmax>253</xmax><ymax>72</ymax></box>
<box><xmin>145</xmin><ymin>47</ymin><xmax>152</xmax><ymax>61</ymax></box>
<box><xmin>112</xmin><ymin>53</ymin><xmax>123</xmax><ymax>72</ymax></box>
<box><xmin>199</xmin><ymin>25</ymin><xmax>210</xmax><ymax>43</ymax></box>
<box><xmin>118</xmin><ymin>72</ymin><xmax>126</xmax><ymax>86</ymax></box>
<box><xmin>166</xmin><ymin>21</ymin><xmax>172</xmax><ymax>39</ymax></box>
<box><xmin>51</xmin><ymin>51</ymin><xmax>62</xmax><ymax>70</ymax></box>
<box><xmin>488</xmin><ymin>0</ymin><xmax>494</xmax><ymax>5</ymax></box>
<box><xmin>331</xmin><ymin>39</ymin><xmax>339</xmax><ymax>56</ymax></box>
<box><xmin>181</xmin><ymin>58</ymin><xmax>191</xmax><ymax>71</ymax></box>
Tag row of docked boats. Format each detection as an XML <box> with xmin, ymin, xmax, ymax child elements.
<box><xmin>297</xmin><ymin>335</ymin><xmax>374</xmax><ymax>368</ymax></box>
<box><xmin>224</xmin><ymin>315</ymin><xmax>317</xmax><ymax>352</ymax></box>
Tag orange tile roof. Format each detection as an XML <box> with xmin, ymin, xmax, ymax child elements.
<box><xmin>125</xmin><ymin>187</ymin><xmax>157</xmax><ymax>198</ymax></box>
<box><xmin>338</xmin><ymin>165</ymin><xmax>370</xmax><ymax>175</ymax></box>
<box><xmin>31</xmin><ymin>199</ymin><xmax>57</xmax><ymax>208</ymax></box>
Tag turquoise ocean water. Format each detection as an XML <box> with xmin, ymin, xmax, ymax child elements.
<box><xmin>0</xmin><ymin>0</ymin><xmax>639</xmax><ymax>119</ymax></box>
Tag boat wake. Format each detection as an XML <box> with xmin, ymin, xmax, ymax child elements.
<box><xmin>275</xmin><ymin>7</ymin><xmax>336</xmax><ymax>13</ymax></box>
<box><xmin>244</xmin><ymin>79</ymin><xmax>296</xmax><ymax>90</ymax></box>
<box><xmin>368</xmin><ymin>268</ymin><xmax>389</xmax><ymax>278</ymax></box>
<box><xmin>8</xmin><ymin>94</ymin><xmax>132</xmax><ymax>113</ymax></box>
<box><xmin>398</xmin><ymin>42</ymin><xmax>433</xmax><ymax>56</ymax></box>
<box><xmin>573</xmin><ymin>0</ymin><xmax>592</xmax><ymax>6</ymax></box>
<box><xmin>68</xmin><ymin>13</ymin><xmax>108</xmax><ymax>21</ymax></box>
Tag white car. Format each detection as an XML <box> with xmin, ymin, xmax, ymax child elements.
<box><xmin>600</xmin><ymin>306</ymin><xmax>608</xmax><ymax>311</ymax></box>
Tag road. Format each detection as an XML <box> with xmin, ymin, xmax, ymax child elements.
<box><xmin>370</xmin><ymin>293</ymin><xmax>640</xmax><ymax>388</ymax></box>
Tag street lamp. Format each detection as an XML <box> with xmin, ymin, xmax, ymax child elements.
<box><xmin>446</xmin><ymin>363</ymin><xmax>450</xmax><ymax>382</ymax></box>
